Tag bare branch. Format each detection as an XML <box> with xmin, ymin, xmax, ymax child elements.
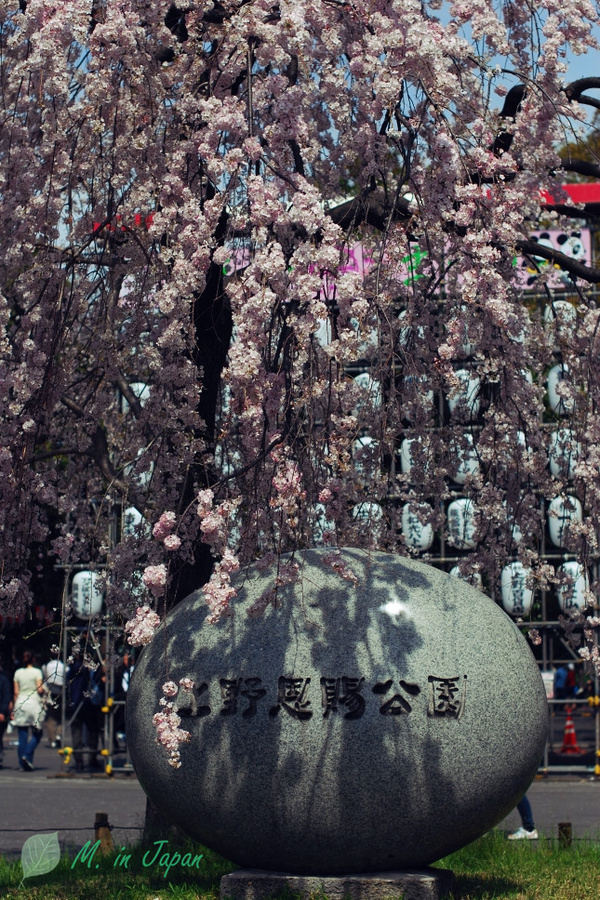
<box><xmin>327</xmin><ymin>192</ymin><xmax>412</xmax><ymax>231</ymax></box>
<box><xmin>86</xmin><ymin>426</ymin><xmax>129</xmax><ymax>493</ymax></box>
<box><xmin>559</xmin><ymin>159</ymin><xmax>600</xmax><ymax>179</ymax></box>
<box><xmin>515</xmin><ymin>239</ymin><xmax>600</xmax><ymax>284</ymax></box>
<box><xmin>565</xmin><ymin>77</ymin><xmax>600</xmax><ymax>110</ymax></box>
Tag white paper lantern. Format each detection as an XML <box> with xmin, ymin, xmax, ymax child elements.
<box><xmin>402</xmin><ymin>374</ymin><xmax>435</xmax><ymax>419</ymax></box>
<box><xmin>548</xmin><ymin>429</ymin><xmax>580</xmax><ymax>479</ymax></box>
<box><xmin>401</xmin><ymin>502</ymin><xmax>434</xmax><ymax>551</ymax></box>
<box><xmin>397</xmin><ymin>310</ymin><xmax>426</xmax><ymax>348</ymax></box>
<box><xmin>315</xmin><ymin>318</ymin><xmax>332</xmax><ymax>348</ymax></box>
<box><xmin>447</xmin><ymin>498</ymin><xmax>477</xmax><ymax>550</ymax></box>
<box><xmin>547</xmin><ymin>364</ymin><xmax>575</xmax><ymax>415</ymax></box>
<box><xmin>450</xmin><ymin>433</ymin><xmax>479</xmax><ymax>484</ymax></box>
<box><xmin>122</xmin><ymin>506</ymin><xmax>150</xmax><ymax>538</ymax></box>
<box><xmin>352</xmin><ymin>436</ymin><xmax>379</xmax><ymax>482</ymax></box>
<box><xmin>501</xmin><ymin>562</ymin><xmax>534</xmax><ymax>618</ymax></box>
<box><xmin>449</xmin><ymin>566</ymin><xmax>483</xmax><ymax>590</ymax></box>
<box><xmin>543</xmin><ymin>300</ymin><xmax>577</xmax><ymax>339</ymax></box>
<box><xmin>312</xmin><ymin>503</ymin><xmax>336</xmax><ymax>546</ymax></box>
<box><xmin>226</xmin><ymin>507</ymin><xmax>242</xmax><ymax>551</ymax></box>
<box><xmin>352</xmin><ymin>502</ymin><xmax>384</xmax><ymax>543</ymax></box>
<box><xmin>352</xmin><ymin>373</ymin><xmax>382</xmax><ymax>416</ymax></box>
<box><xmin>448</xmin><ymin>369</ymin><xmax>480</xmax><ymax>419</ymax></box>
<box><xmin>399</xmin><ymin>437</ymin><xmax>417</xmax><ymax>476</ymax></box>
<box><xmin>496</xmin><ymin>429</ymin><xmax>527</xmax><ymax>478</ymax></box>
<box><xmin>547</xmin><ymin>495</ymin><xmax>582</xmax><ymax>548</ymax></box>
<box><xmin>121</xmin><ymin>381</ymin><xmax>151</xmax><ymax>414</ymax></box>
<box><xmin>125</xmin><ymin>450</ymin><xmax>154</xmax><ymax>488</ymax></box>
<box><xmin>502</xmin><ymin>502</ymin><xmax>524</xmax><ymax>545</ymax></box>
<box><xmin>556</xmin><ymin>561</ymin><xmax>589</xmax><ymax>613</ymax></box>
<box><xmin>351</xmin><ymin>316</ymin><xmax>379</xmax><ymax>358</ymax></box>
<box><xmin>71</xmin><ymin>571</ymin><xmax>104</xmax><ymax>619</ymax></box>
<box><xmin>399</xmin><ymin>436</ymin><xmax>431</xmax><ymax>480</ymax></box>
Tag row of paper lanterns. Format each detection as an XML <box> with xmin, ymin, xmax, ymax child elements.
<box><xmin>500</xmin><ymin>560</ymin><xmax>588</xmax><ymax>617</ymax></box>
<box><xmin>398</xmin><ymin>427</ymin><xmax>580</xmax><ymax>482</ymax></box>
<box><xmin>217</xmin><ymin>426</ymin><xmax>580</xmax><ymax>488</ymax></box>
<box><xmin>345</xmin><ymin>494</ymin><xmax>582</xmax><ymax>552</ymax></box>
<box><xmin>449</xmin><ymin>560</ymin><xmax>589</xmax><ymax>616</ymax></box>
<box><xmin>217</xmin><ymin>363</ymin><xmax>573</xmax><ymax>426</ymax></box>
<box><xmin>352</xmin><ymin>370</ymin><xmax>481</xmax><ymax>418</ymax></box>
<box><xmin>315</xmin><ymin>302</ymin><xmax>577</xmax><ymax>358</ymax></box>
<box><xmin>352</xmin><ymin>364</ymin><xmax>572</xmax><ymax>419</ymax></box>
<box><xmin>126</xmin><ymin>459</ymin><xmax>582</xmax><ymax>554</ymax></box>
<box><xmin>72</xmin><ymin>550</ymin><xmax>588</xmax><ymax>625</ymax></box>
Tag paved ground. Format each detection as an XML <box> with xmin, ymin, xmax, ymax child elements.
<box><xmin>0</xmin><ymin>740</ymin><xmax>147</xmax><ymax>859</ymax></box>
<box><xmin>499</xmin><ymin>778</ymin><xmax>600</xmax><ymax>839</ymax></box>
<box><xmin>1</xmin><ymin>741</ymin><xmax>600</xmax><ymax>862</ymax></box>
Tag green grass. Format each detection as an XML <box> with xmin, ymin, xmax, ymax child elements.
<box><xmin>435</xmin><ymin>829</ymin><xmax>600</xmax><ymax>899</ymax></box>
<box><xmin>0</xmin><ymin>840</ymin><xmax>236</xmax><ymax>900</ymax></box>
<box><xmin>1</xmin><ymin>830</ymin><xmax>600</xmax><ymax>899</ymax></box>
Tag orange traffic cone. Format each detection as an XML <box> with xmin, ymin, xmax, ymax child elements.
<box><xmin>560</xmin><ymin>706</ymin><xmax>585</xmax><ymax>754</ymax></box>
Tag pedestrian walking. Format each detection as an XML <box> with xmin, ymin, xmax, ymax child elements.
<box><xmin>66</xmin><ymin>654</ymin><xmax>104</xmax><ymax>771</ymax></box>
<box><xmin>12</xmin><ymin>650</ymin><xmax>45</xmax><ymax>771</ymax></box>
<box><xmin>42</xmin><ymin>649</ymin><xmax>65</xmax><ymax>748</ymax></box>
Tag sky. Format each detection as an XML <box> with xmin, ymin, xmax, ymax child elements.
<box><xmin>565</xmin><ymin>24</ymin><xmax>600</xmax><ymax>90</ymax></box>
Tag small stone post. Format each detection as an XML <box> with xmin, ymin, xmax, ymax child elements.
<box><xmin>94</xmin><ymin>812</ymin><xmax>115</xmax><ymax>855</ymax></box>
<box><xmin>558</xmin><ymin>822</ymin><xmax>572</xmax><ymax>848</ymax></box>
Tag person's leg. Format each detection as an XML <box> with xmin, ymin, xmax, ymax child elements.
<box><xmin>0</xmin><ymin>718</ymin><xmax>6</xmax><ymax>766</ymax></box>
<box><xmin>509</xmin><ymin>794</ymin><xmax>538</xmax><ymax>839</ymax></box>
<box><xmin>24</xmin><ymin>727</ymin><xmax>42</xmax><ymax>765</ymax></box>
<box><xmin>71</xmin><ymin>718</ymin><xmax>84</xmax><ymax>770</ymax></box>
<box><xmin>85</xmin><ymin>708</ymin><xmax>102</xmax><ymax>769</ymax></box>
<box><xmin>17</xmin><ymin>727</ymin><xmax>29</xmax><ymax>768</ymax></box>
<box><xmin>45</xmin><ymin>706</ymin><xmax>58</xmax><ymax>745</ymax></box>
<box><xmin>517</xmin><ymin>795</ymin><xmax>535</xmax><ymax>831</ymax></box>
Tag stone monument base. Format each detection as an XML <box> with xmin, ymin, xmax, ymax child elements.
<box><xmin>220</xmin><ymin>868</ymin><xmax>458</xmax><ymax>900</ymax></box>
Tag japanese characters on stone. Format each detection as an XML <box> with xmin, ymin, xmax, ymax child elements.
<box><xmin>173</xmin><ymin>674</ymin><xmax>467</xmax><ymax>721</ymax></box>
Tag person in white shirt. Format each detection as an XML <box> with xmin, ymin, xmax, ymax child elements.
<box><xmin>12</xmin><ymin>651</ymin><xmax>45</xmax><ymax>771</ymax></box>
<box><xmin>42</xmin><ymin>651</ymin><xmax>65</xmax><ymax>748</ymax></box>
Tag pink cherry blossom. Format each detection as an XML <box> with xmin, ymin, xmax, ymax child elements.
<box><xmin>153</xmin><ymin>511</ymin><xmax>177</xmax><ymax>541</ymax></box>
<box><xmin>142</xmin><ymin>565</ymin><xmax>168</xmax><ymax>599</ymax></box>
<box><xmin>124</xmin><ymin>605</ymin><xmax>161</xmax><ymax>647</ymax></box>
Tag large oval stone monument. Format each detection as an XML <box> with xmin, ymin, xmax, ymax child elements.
<box><xmin>127</xmin><ymin>549</ymin><xmax>548</xmax><ymax>875</ymax></box>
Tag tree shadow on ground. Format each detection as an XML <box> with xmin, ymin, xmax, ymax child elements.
<box><xmin>452</xmin><ymin>873</ymin><xmax>525</xmax><ymax>899</ymax></box>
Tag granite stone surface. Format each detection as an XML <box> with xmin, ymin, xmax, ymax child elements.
<box><xmin>127</xmin><ymin>549</ymin><xmax>548</xmax><ymax>875</ymax></box>
<box><xmin>220</xmin><ymin>868</ymin><xmax>458</xmax><ymax>900</ymax></box>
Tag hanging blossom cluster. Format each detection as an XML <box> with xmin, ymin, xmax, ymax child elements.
<box><xmin>124</xmin><ymin>605</ymin><xmax>161</xmax><ymax>647</ymax></box>
<box><xmin>152</xmin><ymin>679</ymin><xmax>193</xmax><ymax>769</ymax></box>
<box><xmin>197</xmin><ymin>489</ymin><xmax>241</xmax><ymax>622</ymax></box>
<box><xmin>142</xmin><ymin>565</ymin><xmax>168</xmax><ymax>600</ymax></box>
<box><xmin>270</xmin><ymin>454</ymin><xmax>306</xmax><ymax>518</ymax></box>
<box><xmin>153</xmin><ymin>511</ymin><xmax>182</xmax><ymax>552</ymax></box>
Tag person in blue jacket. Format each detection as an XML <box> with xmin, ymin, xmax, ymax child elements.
<box><xmin>66</xmin><ymin>654</ymin><xmax>104</xmax><ymax>771</ymax></box>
